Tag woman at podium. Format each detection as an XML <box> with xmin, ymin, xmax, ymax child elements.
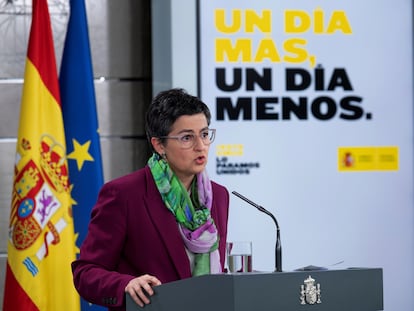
<box><xmin>72</xmin><ymin>88</ymin><xmax>230</xmax><ymax>310</ymax></box>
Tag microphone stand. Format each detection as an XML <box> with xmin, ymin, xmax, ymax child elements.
<box><xmin>232</xmin><ymin>191</ymin><xmax>282</xmax><ymax>272</ymax></box>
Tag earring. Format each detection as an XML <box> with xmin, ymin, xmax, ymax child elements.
<box><xmin>161</xmin><ymin>152</ymin><xmax>167</xmax><ymax>160</ymax></box>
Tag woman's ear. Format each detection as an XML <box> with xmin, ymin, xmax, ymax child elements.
<box><xmin>151</xmin><ymin>137</ymin><xmax>164</xmax><ymax>155</ymax></box>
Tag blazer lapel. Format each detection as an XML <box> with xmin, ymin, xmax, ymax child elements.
<box><xmin>144</xmin><ymin>167</ymin><xmax>191</xmax><ymax>279</ymax></box>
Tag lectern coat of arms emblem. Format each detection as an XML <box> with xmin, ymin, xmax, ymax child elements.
<box><xmin>300</xmin><ymin>275</ymin><xmax>322</xmax><ymax>305</ymax></box>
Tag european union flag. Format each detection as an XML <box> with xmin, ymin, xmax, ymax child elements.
<box><xmin>59</xmin><ymin>0</ymin><xmax>105</xmax><ymax>310</ymax></box>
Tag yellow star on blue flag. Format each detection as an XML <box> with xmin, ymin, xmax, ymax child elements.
<box><xmin>67</xmin><ymin>139</ymin><xmax>94</xmax><ymax>171</ymax></box>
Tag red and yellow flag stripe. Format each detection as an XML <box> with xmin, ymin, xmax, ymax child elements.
<box><xmin>3</xmin><ymin>0</ymin><xmax>80</xmax><ymax>310</ymax></box>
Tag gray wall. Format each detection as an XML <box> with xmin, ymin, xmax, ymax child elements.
<box><xmin>0</xmin><ymin>0</ymin><xmax>153</xmax><ymax>307</ymax></box>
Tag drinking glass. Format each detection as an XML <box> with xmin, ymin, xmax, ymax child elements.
<box><xmin>226</xmin><ymin>241</ymin><xmax>253</xmax><ymax>273</ymax></box>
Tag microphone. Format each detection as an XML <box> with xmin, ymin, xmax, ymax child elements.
<box><xmin>231</xmin><ymin>191</ymin><xmax>282</xmax><ymax>272</ymax></box>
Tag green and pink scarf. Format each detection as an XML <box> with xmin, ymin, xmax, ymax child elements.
<box><xmin>148</xmin><ymin>153</ymin><xmax>221</xmax><ymax>276</ymax></box>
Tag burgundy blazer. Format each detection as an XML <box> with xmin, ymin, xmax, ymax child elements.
<box><xmin>72</xmin><ymin>166</ymin><xmax>229</xmax><ymax>310</ymax></box>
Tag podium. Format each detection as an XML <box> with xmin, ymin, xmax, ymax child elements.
<box><xmin>126</xmin><ymin>268</ymin><xmax>383</xmax><ymax>311</ymax></box>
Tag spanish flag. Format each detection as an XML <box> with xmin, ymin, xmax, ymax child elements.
<box><xmin>2</xmin><ymin>0</ymin><xmax>80</xmax><ymax>310</ymax></box>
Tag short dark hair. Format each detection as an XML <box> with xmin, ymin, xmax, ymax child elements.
<box><xmin>145</xmin><ymin>88</ymin><xmax>211</xmax><ymax>145</ymax></box>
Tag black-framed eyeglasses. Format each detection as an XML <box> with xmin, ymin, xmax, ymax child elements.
<box><xmin>158</xmin><ymin>129</ymin><xmax>216</xmax><ymax>149</ymax></box>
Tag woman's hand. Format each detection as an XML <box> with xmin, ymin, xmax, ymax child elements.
<box><xmin>125</xmin><ymin>274</ymin><xmax>162</xmax><ymax>307</ymax></box>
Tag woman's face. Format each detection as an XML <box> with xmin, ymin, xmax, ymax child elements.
<box><xmin>152</xmin><ymin>113</ymin><xmax>211</xmax><ymax>189</ymax></box>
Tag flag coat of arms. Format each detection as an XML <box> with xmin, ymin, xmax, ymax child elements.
<box><xmin>3</xmin><ymin>0</ymin><xmax>80</xmax><ymax>310</ymax></box>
